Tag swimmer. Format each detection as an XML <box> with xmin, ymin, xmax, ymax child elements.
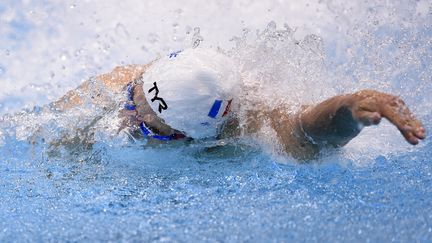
<box><xmin>51</xmin><ymin>48</ymin><xmax>426</xmax><ymax>160</ymax></box>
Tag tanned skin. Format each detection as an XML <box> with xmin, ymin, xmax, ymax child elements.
<box><xmin>243</xmin><ymin>90</ymin><xmax>426</xmax><ymax>160</ymax></box>
<box><xmin>51</xmin><ymin>63</ymin><xmax>426</xmax><ymax>160</ymax></box>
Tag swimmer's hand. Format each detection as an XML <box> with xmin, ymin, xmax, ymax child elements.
<box><xmin>349</xmin><ymin>89</ymin><xmax>426</xmax><ymax>145</ymax></box>
<box><xmin>300</xmin><ymin>89</ymin><xmax>426</xmax><ymax>147</ymax></box>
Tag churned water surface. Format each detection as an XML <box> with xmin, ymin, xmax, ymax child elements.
<box><xmin>0</xmin><ymin>0</ymin><xmax>431</xmax><ymax>242</ymax></box>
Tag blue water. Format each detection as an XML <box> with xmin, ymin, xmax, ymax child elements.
<box><xmin>0</xmin><ymin>122</ymin><xmax>431</xmax><ymax>242</ymax></box>
<box><xmin>1</xmin><ymin>0</ymin><xmax>432</xmax><ymax>242</ymax></box>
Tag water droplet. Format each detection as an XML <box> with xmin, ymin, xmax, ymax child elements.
<box><xmin>60</xmin><ymin>52</ymin><xmax>68</xmax><ymax>61</ymax></box>
<box><xmin>283</xmin><ymin>23</ymin><xmax>296</xmax><ymax>35</ymax></box>
<box><xmin>185</xmin><ymin>25</ymin><xmax>192</xmax><ymax>35</ymax></box>
<box><xmin>5</xmin><ymin>50</ymin><xmax>10</xmax><ymax>56</ymax></box>
<box><xmin>101</xmin><ymin>43</ymin><xmax>110</xmax><ymax>53</ymax></box>
<box><xmin>174</xmin><ymin>8</ymin><xmax>183</xmax><ymax>15</ymax></box>
<box><xmin>266</xmin><ymin>21</ymin><xmax>277</xmax><ymax>31</ymax></box>
<box><xmin>115</xmin><ymin>23</ymin><xmax>129</xmax><ymax>38</ymax></box>
<box><xmin>70</xmin><ymin>4</ymin><xmax>76</xmax><ymax>9</ymax></box>
<box><xmin>242</xmin><ymin>28</ymin><xmax>250</xmax><ymax>36</ymax></box>
<box><xmin>33</xmin><ymin>106</ymin><xmax>42</xmax><ymax>114</ymax></box>
<box><xmin>191</xmin><ymin>27</ymin><xmax>203</xmax><ymax>48</ymax></box>
<box><xmin>147</xmin><ymin>33</ymin><xmax>159</xmax><ymax>43</ymax></box>
<box><xmin>74</xmin><ymin>49</ymin><xmax>84</xmax><ymax>57</ymax></box>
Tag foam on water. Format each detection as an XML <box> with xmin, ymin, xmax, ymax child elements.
<box><xmin>1</xmin><ymin>0</ymin><xmax>432</xmax><ymax>241</ymax></box>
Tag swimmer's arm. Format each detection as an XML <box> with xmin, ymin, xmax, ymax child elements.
<box><xmin>298</xmin><ymin>89</ymin><xmax>426</xmax><ymax>147</ymax></box>
<box><xmin>51</xmin><ymin>64</ymin><xmax>151</xmax><ymax>111</ymax></box>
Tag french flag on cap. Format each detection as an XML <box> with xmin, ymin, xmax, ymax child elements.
<box><xmin>207</xmin><ymin>99</ymin><xmax>233</xmax><ymax>119</ymax></box>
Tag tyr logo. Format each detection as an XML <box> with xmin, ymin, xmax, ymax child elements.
<box><xmin>148</xmin><ymin>82</ymin><xmax>168</xmax><ymax>113</ymax></box>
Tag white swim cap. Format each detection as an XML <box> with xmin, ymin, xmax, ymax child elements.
<box><xmin>142</xmin><ymin>48</ymin><xmax>240</xmax><ymax>139</ymax></box>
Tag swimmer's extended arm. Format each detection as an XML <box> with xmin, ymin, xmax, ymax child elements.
<box><xmin>299</xmin><ymin>89</ymin><xmax>426</xmax><ymax>147</ymax></box>
<box><xmin>46</xmin><ymin>64</ymin><xmax>149</xmax><ymax>149</ymax></box>
<box><xmin>51</xmin><ymin>64</ymin><xmax>149</xmax><ymax>111</ymax></box>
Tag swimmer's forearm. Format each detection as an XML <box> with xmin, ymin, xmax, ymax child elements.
<box><xmin>50</xmin><ymin>82</ymin><xmax>89</xmax><ymax>111</ymax></box>
<box><xmin>51</xmin><ymin>64</ymin><xmax>150</xmax><ymax>112</ymax></box>
<box><xmin>299</xmin><ymin>94</ymin><xmax>359</xmax><ymax>147</ymax></box>
<box><xmin>96</xmin><ymin>64</ymin><xmax>149</xmax><ymax>91</ymax></box>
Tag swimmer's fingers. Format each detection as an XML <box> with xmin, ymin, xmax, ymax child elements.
<box><xmin>352</xmin><ymin>90</ymin><xmax>426</xmax><ymax>145</ymax></box>
<box><xmin>390</xmin><ymin>118</ymin><xmax>425</xmax><ymax>145</ymax></box>
<box><xmin>380</xmin><ymin>98</ymin><xmax>426</xmax><ymax>145</ymax></box>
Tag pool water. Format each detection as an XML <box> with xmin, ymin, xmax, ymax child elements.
<box><xmin>1</xmin><ymin>129</ymin><xmax>431</xmax><ymax>241</ymax></box>
<box><xmin>1</xmin><ymin>0</ymin><xmax>431</xmax><ymax>242</ymax></box>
